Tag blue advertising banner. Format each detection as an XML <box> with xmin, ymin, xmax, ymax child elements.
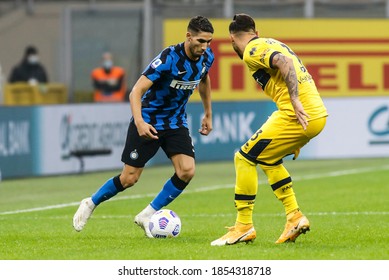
<box><xmin>0</xmin><ymin>107</ymin><xmax>40</xmax><ymax>179</ymax></box>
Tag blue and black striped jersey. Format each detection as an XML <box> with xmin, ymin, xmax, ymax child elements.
<box><xmin>141</xmin><ymin>42</ymin><xmax>214</xmax><ymax>130</ymax></box>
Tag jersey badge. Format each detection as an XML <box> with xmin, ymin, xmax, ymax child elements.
<box><xmin>151</xmin><ymin>58</ymin><xmax>162</xmax><ymax>69</ymax></box>
<box><xmin>130</xmin><ymin>149</ymin><xmax>139</xmax><ymax>160</ymax></box>
<box><xmin>249</xmin><ymin>47</ymin><xmax>257</xmax><ymax>56</ymax></box>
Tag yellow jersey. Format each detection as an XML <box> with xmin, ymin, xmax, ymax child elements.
<box><xmin>243</xmin><ymin>37</ymin><xmax>328</xmax><ymax>120</ymax></box>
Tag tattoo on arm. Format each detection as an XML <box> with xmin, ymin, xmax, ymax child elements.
<box><xmin>274</xmin><ymin>54</ymin><xmax>299</xmax><ymax>101</ymax></box>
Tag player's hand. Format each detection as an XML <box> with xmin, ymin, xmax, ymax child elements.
<box><xmin>199</xmin><ymin>116</ymin><xmax>212</xmax><ymax>136</ymax></box>
<box><xmin>136</xmin><ymin>121</ymin><xmax>158</xmax><ymax>139</ymax></box>
<box><xmin>291</xmin><ymin>99</ymin><xmax>309</xmax><ymax>130</ymax></box>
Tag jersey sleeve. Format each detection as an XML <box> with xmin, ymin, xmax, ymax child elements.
<box><xmin>142</xmin><ymin>48</ymin><xmax>173</xmax><ymax>83</ymax></box>
<box><xmin>203</xmin><ymin>48</ymin><xmax>215</xmax><ymax>76</ymax></box>
<box><xmin>244</xmin><ymin>41</ymin><xmax>280</xmax><ymax>72</ymax></box>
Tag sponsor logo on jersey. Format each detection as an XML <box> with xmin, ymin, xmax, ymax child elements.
<box><xmin>170</xmin><ymin>79</ymin><xmax>201</xmax><ymax>90</ymax></box>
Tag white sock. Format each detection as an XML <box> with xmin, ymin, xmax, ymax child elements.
<box><xmin>140</xmin><ymin>204</ymin><xmax>156</xmax><ymax>217</ymax></box>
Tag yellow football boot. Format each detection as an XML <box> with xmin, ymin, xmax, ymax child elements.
<box><xmin>276</xmin><ymin>210</ymin><xmax>310</xmax><ymax>244</ymax></box>
<box><xmin>211</xmin><ymin>222</ymin><xmax>256</xmax><ymax>246</ymax></box>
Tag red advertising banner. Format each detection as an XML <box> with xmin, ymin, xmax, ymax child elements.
<box><xmin>165</xmin><ymin>19</ymin><xmax>389</xmax><ymax>100</ymax></box>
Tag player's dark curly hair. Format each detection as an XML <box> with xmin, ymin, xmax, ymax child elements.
<box><xmin>187</xmin><ymin>15</ymin><xmax>214</xmax><ymax>34</ymax></box>
<box><xmin>229</xmin><ymin>13</ymin><xmax>256</xmax><ymax>33</ymax></box>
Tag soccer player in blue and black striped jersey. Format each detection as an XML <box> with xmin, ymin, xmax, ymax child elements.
<box><xmin>73</xmin><ymin>16</ymin><xmax>215</xmax><ymax>237</ymax></box>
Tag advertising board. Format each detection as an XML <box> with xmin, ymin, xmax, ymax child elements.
<box><xmin>165</xmin><ymin>19</ymin><xmax>389</xmax><ymax>100</ymax></box>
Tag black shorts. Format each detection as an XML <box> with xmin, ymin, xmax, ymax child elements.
<box><xmin>121</xmin><ymin>120</ymin><xmax>195</xmax><ymax>167</ymax></box>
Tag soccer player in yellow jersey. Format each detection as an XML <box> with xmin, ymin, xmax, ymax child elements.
<box><xmin>211</xmin><ymin>14</ymin><xmax>328</xmax><ymax>246</ymax></box>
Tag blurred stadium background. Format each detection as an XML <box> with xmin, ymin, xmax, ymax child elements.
<box><xmin>0</xmin><ymin>0</ymin><xmax>389</xmax><ymax>179</ymax></box>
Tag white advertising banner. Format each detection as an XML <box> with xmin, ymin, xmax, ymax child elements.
<box><xmin>24</xmin><ymin>98</ymin><xmax>389</xmax><ymax>176</ymax></box>
<box><xmin>300</xmin><ymin>97</ymin><xmax>389</xmax><ymax>159</ymax></box>
<box><xmin>2</xmin><ymin>98</ymin><xmax>388</xmax><ymax>179</ymax></box>
<box><xmin>37</xmin><ymin>104</ymin><xmax>131</xmax><ymax>175</ymax></box>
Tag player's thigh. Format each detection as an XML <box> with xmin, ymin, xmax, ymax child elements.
<box><xmin>160</xmin><ymin>127</ymin><xmax>195</xmax><ymax>159</ymax></box>
<box><xmin>160</xmin><ymin>127</ymin><xmax>195</xmax><ymax>179</ymax></box>
<box><xmin>241</xmin><ymin>111</ymin><xmax>308</xmax><ymax>164</ymax></box>
<box><xmin>121</xmin><ymin>121</ymin><xmax>161</xmax><ymax>167</ymax></box>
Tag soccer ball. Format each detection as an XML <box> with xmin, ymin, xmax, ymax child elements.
<box><xmin>149</xmin><ymin>209</ymin><xmax>181</xmax><ymax>238</ymax></box>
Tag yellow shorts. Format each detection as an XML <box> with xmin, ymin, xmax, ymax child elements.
<box><xmin>240</xmin><ymin>111</ymin><xmax>327</xmax><ymax>165</ymax></box>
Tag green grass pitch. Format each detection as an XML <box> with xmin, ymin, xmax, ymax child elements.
<box><xmin>0</xmin><ymin>158</ymin><xmax>388</xmax><ymax>260</ymax></box>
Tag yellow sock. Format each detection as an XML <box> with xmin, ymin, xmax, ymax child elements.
<box><xmin>234</xmin><ymin>152</ymin><xmax>258</xmax><ymax>224</ymax></box>
<box><xmin>260</xmin><ymin>164</ymin><xmax>298</xmax><ymax>215</ymax></box>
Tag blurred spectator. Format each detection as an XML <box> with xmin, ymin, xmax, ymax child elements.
<box><xmin>8</xmin><ymin>45</ymin><xmax>48</xmax><ymax>85</ymax></box>
<box><xmin>91</xmin><ymin>52</ymin><xmax>127</xmax><ymax>102</ymax></box>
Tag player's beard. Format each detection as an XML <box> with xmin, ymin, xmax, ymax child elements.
<box><xmin>188</xmin><ymin>45</ymin><xmax>204</xmax><ymax>60</ymax></box>
<box><xmin>233</xmin><ymin>44</ymin><xmax>243</xmax><ymax>60</ymax></box>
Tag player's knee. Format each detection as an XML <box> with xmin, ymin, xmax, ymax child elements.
<box><xmin>176</xmin><ymin>166</ymin><xmax>195</xmax><ymax>183</ymax></box>
<box><xmin>120</xmin><ymin>173</ymin><xmax>140</xmax><ymax>189</ymax></box>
